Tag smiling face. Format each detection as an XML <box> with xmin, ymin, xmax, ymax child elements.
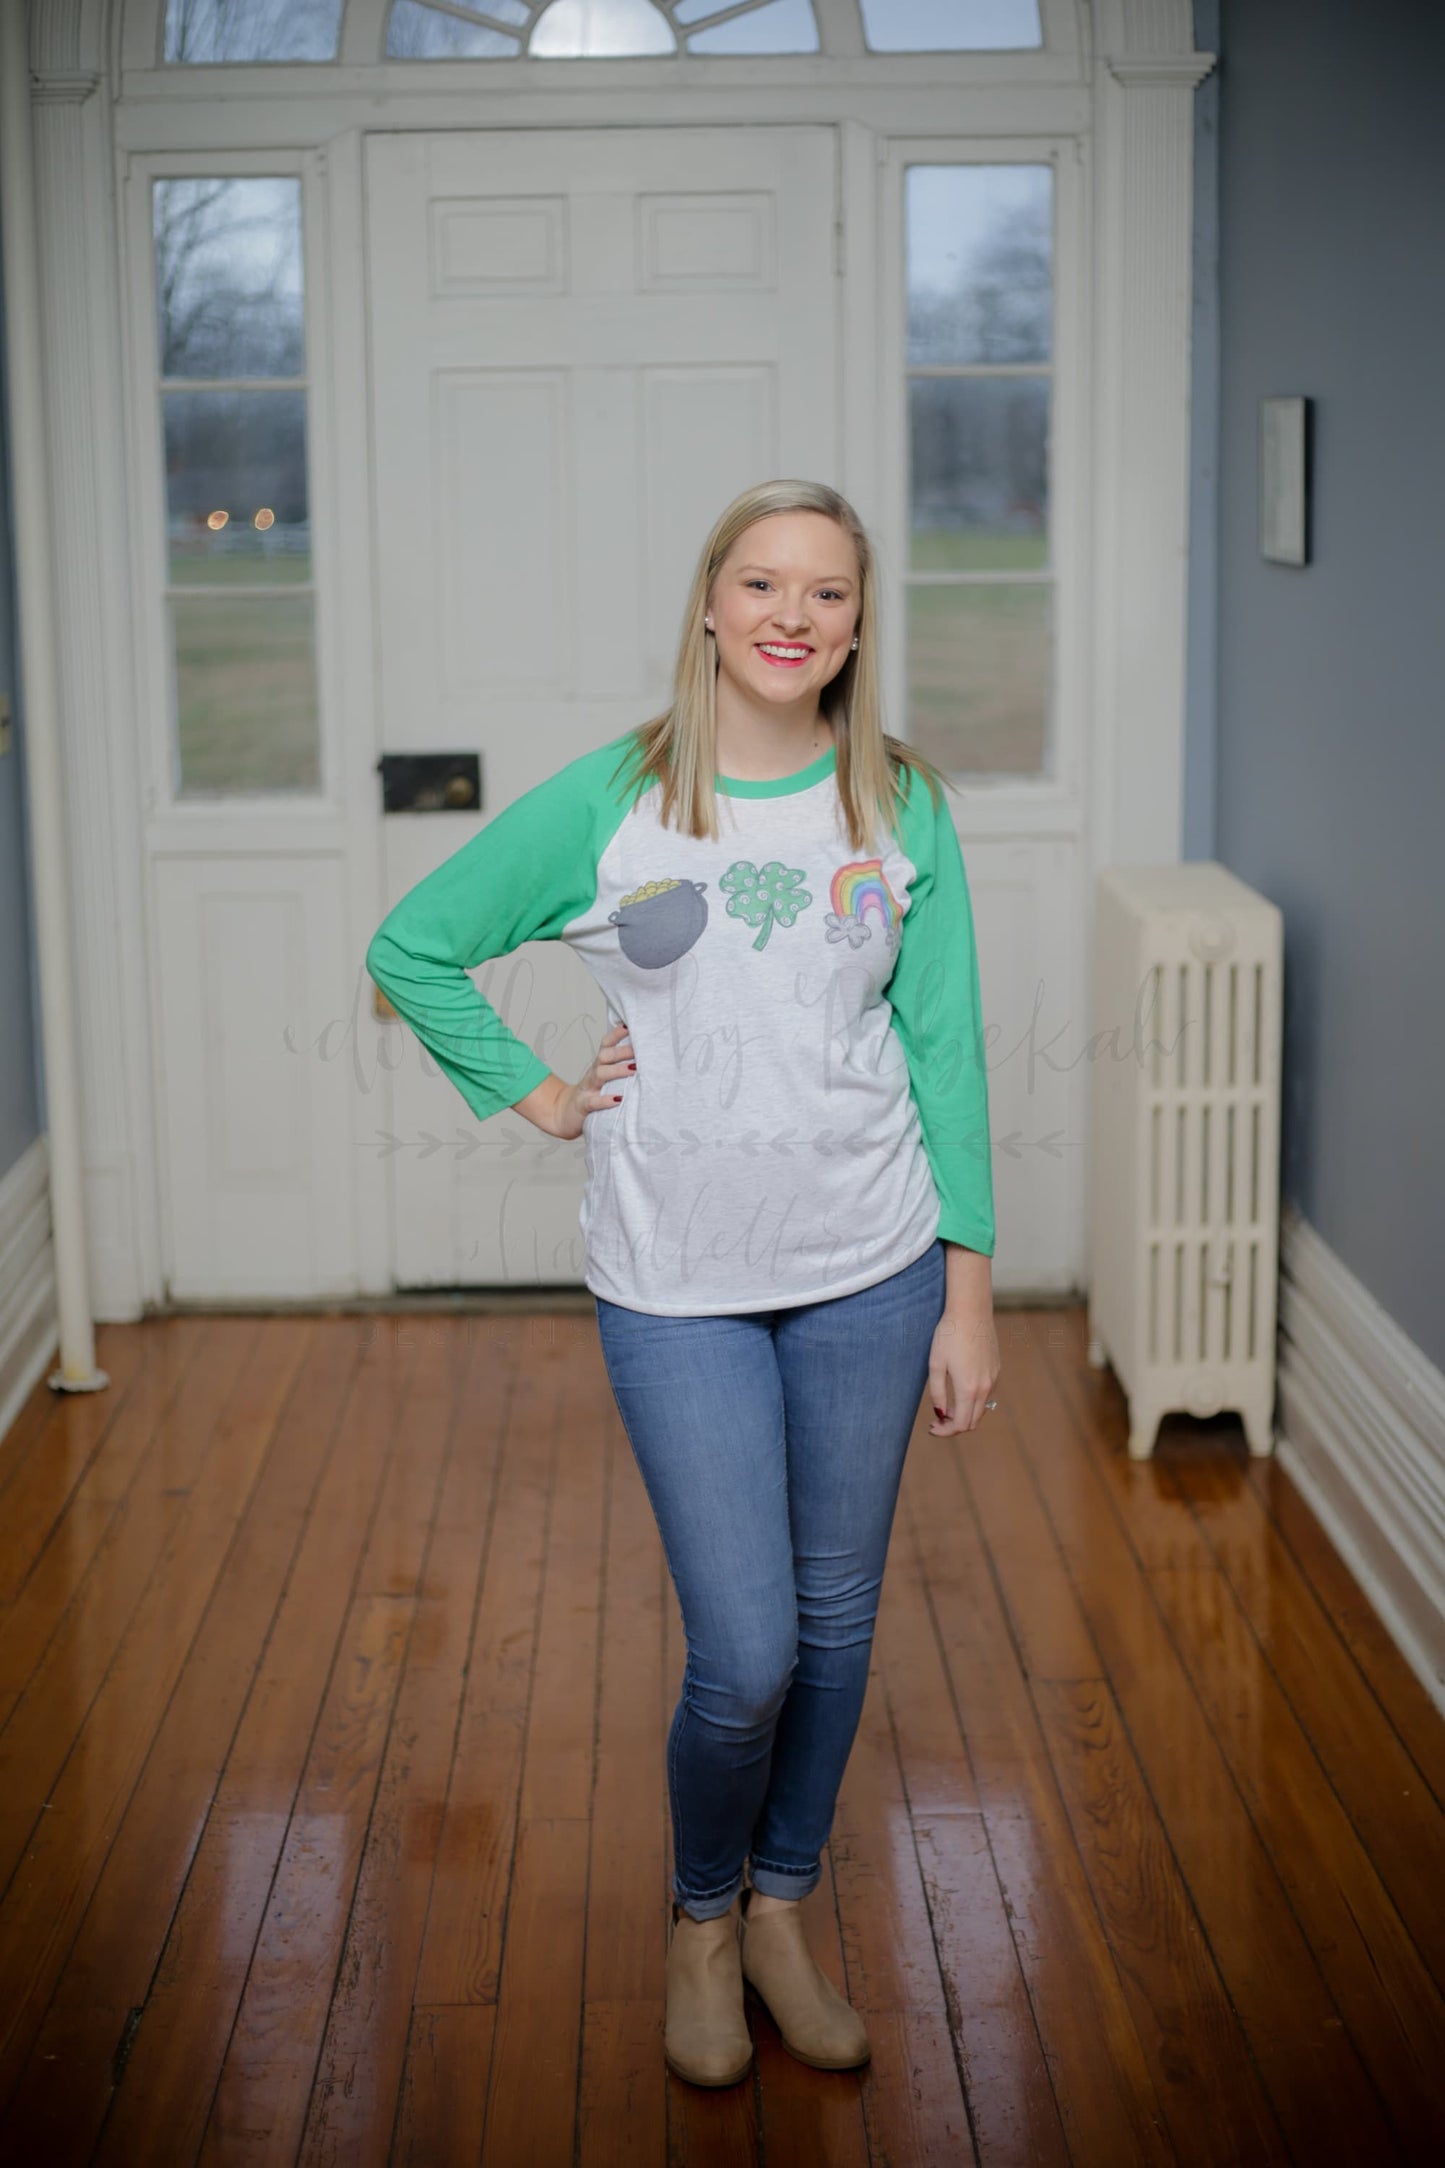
<box><xmin>705</xmin><ymin>510</ymin><xmax>862</xmax><ymax>711</ymax></box>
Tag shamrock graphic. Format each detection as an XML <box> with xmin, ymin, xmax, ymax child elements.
<box><xmin>825</xmin><ymin>911</ymin><xmax>900</xmax><ymax>954</ymax></box>
<box><xmin>825</xmin><ymin>911</ymin><xmax>872</xmax><ymax>949</ymax></box>
<box><xmin>719</xmin><ymin>860</ymin><xmax>813</xmax><ymax>951</ymax></box>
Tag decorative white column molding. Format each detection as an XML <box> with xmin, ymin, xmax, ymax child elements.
<box><xmin>30</xmin><ymin>68</ymin><xmax>100</xmax><ymax>101</ymax></box>
<box><xmin>1106</xmin><ymin>55</ymin><xmax>1216</xmax><ymax>87</ymax></box>
<box><xmin>24</xmin><ymin>1</ymin><xmax>163</xmax><ymax>1315</ymax></box>
<box><xmin>28</xmin><ymin>0</ymin><xmax>110</xmax><ymax>76</ymax></box>
<box><xmin>1089</xmin><ymin>1</ymin><xmax>1217</xmax><ymax>871</ymax></box>
<box><xmin>0</xmin><ymin>0</ymin><xmax>105</xmax><ymax>1387</ymax></box>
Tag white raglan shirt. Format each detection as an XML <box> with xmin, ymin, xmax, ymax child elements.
<box><xmin>367</xmin><ymin>728</ymin><xmax>994</xmax><ymax>1316</ymax></box>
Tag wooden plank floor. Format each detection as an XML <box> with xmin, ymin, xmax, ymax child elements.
<box><xmin>1</xmin><ymin>1306</ymin><xmax>1443</xmax><ymax>2165</ymax></box>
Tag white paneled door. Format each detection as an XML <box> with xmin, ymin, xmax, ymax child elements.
<box><xmin>365</xmin><ymin>128</ymin><xmax>839</xmax><ymax>1288</ymax></box>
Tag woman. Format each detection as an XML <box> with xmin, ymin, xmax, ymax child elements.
<box><xmin>366</xmin><ymin>478</ymin><xmax>999</xmax><ymax>2088</ymax></box>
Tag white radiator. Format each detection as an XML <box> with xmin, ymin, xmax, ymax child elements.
<box><xmin>1086</xmin><ymin>865</ymin><xmax>1284</xmax><ymax>1459</ymax></box>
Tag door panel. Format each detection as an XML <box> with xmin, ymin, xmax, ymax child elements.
<box><xmin>366</xmin><ymin>127</ymin><xmax>839</xmax><ymax>1287</ymax></box>
<box><xmin>157</xmin><ymin>854</ymin><xmax>355</xmax><ymax>1299</ymax></box>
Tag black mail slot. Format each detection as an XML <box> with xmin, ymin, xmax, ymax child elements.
<box><xmin>377</xmin><ymin>751</ymin><xmax>482</xmax><ymax>813</ymax></box>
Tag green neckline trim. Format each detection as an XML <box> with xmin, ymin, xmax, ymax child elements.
<box><xmin>715</xmin><ymin>742</ymin><xmax>838</xmax><ymax>798</ymax></box>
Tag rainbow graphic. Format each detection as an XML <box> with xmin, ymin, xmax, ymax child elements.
<box><xmin>827</xmin><ymin>859</ymin><xmax>902</xmax><ymax>949</ymax></box>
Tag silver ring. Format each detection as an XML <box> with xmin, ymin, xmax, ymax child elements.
<box><xmin>985</xmin><ymin>1399</ymin><xmax>998</xmax><ymax>1411</ymax></box>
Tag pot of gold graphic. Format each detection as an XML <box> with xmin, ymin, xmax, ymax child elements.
<box><xmin>608</xmin><ymin>878</ymin><xmax>709</xmax><ymax>969</ymax></box>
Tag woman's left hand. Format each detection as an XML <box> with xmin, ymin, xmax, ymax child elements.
<box><xmin>928</xmin><ymin>1245</ymin><xmax>1001</xmax><ymax>1437</ymax></box>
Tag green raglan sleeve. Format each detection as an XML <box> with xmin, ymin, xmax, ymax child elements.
<box><xmin>365</xmin><ymin>743</ymin><xmax>630</xmax><ymax>1124</ymax></box>
<box><xmin>887</xmin><ymin>766</ymin><xmax>995</xmax><ymax>1256</ymax></box>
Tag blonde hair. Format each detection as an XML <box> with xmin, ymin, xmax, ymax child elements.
<box><xmin>609</xmin><ymin>478</ymin><xmax>947</xmax><ymax>854</ymax></box>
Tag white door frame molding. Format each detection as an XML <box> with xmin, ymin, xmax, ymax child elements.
<box><xmin>24</xmin><ymin>2</ymin><xmax>165</xmax><ymax>1320</ymax></box>
<box><xmin>1090</xmin><ymin>0</ymin><xmax>1217</xmax><ymax>874</ymax></box>
<box><xmin>24</xmin><ymin>0</ymin><xmax>1214</xmax><ymax>1315</ymax></box>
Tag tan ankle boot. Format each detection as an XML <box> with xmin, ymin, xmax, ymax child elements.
<box><xmin>665</xmin><ymin>1899</ymin><xmax>753</xmax><ymax>2086</ymax></box>
<box><xmin>739</xmin><ymin>1891</ymin><xmax>870</xmax><ymax>2070</ymax></box>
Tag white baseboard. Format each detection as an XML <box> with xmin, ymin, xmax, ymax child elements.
<box><xmin>0</xmin><ymin>1132</ymin><xmax>59</xmax><ymax>1449</ymax></box>
<box><xmin>1277</xmin><ymin>1200</ymin><xmax>1445</xmax><ymax>1718</ymax></box>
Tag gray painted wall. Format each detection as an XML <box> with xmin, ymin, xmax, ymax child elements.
<box><xmin>0</xmin><ymin>191</ymin><xmax>45</xmax><ymax>1181</ymax></box>
<box><xmin>1209</xmin><ymin>0</ymin><xmax>1445</xmax><ymax>1368</ymax></box>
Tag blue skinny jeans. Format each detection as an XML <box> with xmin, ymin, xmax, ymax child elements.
<box><xmin>594</xmin><ymin>1237</ymin><xmax>946</xmax><ymax>1921</ymax></box>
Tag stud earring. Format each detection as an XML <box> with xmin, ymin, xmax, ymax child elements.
<box><xmin>851</xmin><ymin>637</ymin><xmax>859</xmax><ymax>650</ymax></box>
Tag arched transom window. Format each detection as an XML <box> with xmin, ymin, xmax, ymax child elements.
<box><xmin>160</xmin><ymin>0</ymin><xmax>1045</xmax><ymax>64</ymax></box>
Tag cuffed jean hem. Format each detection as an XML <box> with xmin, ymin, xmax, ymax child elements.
<box><xmin>748</xmin><ymin>1858</ymin><xmax>821</xmax><ymax>1902</ymax></box>
<box><xmin>672</xmin><ymin>1869</ymin><xmax>746</xmax><ymax>1922</ymax></box>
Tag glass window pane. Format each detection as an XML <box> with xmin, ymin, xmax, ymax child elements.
<box><xmin>907</xmin><ymin>583</ymin><xmax>1050</xmax><ymax>776</ymax></box>
<box><xmin>684</xmin><ymin>0</ymin><xmax>819</xmax><ymax>55</ymax></box>
<box><xmin>154</xmin><ymin>178</ymin><xmax>304</xmax><ymax>379</ymax></box>
<box><xmin>164</xmin><ymin>390</ymin><xmax>310</xmax><ymax>584</ymax></box>
<box><xmin>386</xmin><ymin>0</ymin><xmax>524</xmax><ymax>55</ymax></box>
<box><xmin>909</xmin><ymin>376</ymin><xmax>1048</xmax><ymax>572</ymax></box>
<box><xmin>532</xmin><ymin>0</ymin><xmax>675</xmax><ymax>56</ymax></box>
<box><xmin>906</xmin><ymin>165</ymin><xmax>1052</xmax><ymax>365</ymax></box>
<box><xmin>173</xmin><ymin>593</ymin><xmax>320</xmax><ymax>795</ymax></box>
<box><xmin>164</xmin><ymin>0</ymin><xmax>345</xmax><ymax>63</ymax></box>
<box><xmin>860</xmin><ymin>0</ymin><xmax>1041</xmax><ymax>50</ymax></box>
